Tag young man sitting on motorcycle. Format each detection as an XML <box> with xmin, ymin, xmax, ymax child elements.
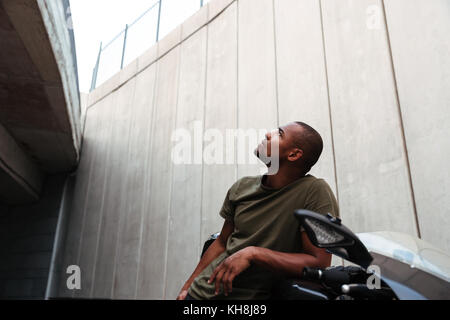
<box><xmin>177</xmin><ymin>121</ymin><xmax>340</xmax><ymax>300</ymax></box>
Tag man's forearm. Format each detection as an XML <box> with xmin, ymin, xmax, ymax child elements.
<box><xmin>249</xmin><ymin>246</ymin><xmax>331</xmax><ymax>278</ymax></box>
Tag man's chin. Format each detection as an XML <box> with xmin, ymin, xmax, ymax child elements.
<box><xmin>254</xmin><ymin>149</ymin><xmax>270</xmax><ymax>165</ymax></box>
<box><xmin>253</xmin><ymin>148</ymin><xmax>259</xmax><ymax>159</ymax></box>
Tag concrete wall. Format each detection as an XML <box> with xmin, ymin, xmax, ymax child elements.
<box><xmin>0</xmin><ymin>174</ymin><xmax>68</xmax><ymax>299</ymax></box>
<box><xmin>56</xmin><ymin>0</ymin><xmax>450</xmax><ymax>299</ymax></box>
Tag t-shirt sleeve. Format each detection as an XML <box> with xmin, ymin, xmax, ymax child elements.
<box><xmin>219</xmin><ymin>180</ymin><xmax>240</xmax><ymax>221</ymax></box>
<box><xmin>301</xmin><ymin>179</ymin><xmax>340</xmax><ymax>231</ymax></box>
<box><xmin>219</xmin><ymin>188</ymin><xmax>234</xmax><ymax>221</ymax></box>
<box><xmin>304</xmin><ymin>179</ymin><xmax>340</xmax><ymax>217</ymax></box>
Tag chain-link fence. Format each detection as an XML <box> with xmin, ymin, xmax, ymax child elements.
<box><xmin>90</xmin><ymin>0</ymin><xmax>210</xmax><ymax>91</ymax></box>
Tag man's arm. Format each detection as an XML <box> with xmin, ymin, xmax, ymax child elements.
<box><xmin>209</xmin><ymin>231</ymin><xmax>331</xmax><ymax>296</ymax></box>
<box><xmin>176</xmin><ymin>219</ymin><xmax>234</xmax><ymax>300</ymax></box>
<box><xmin>250</xmin><ymin>231</ymin><xmax>331</xmax><ymax>275</ymax></box>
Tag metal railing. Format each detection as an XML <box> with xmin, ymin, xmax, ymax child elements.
<box><xmin>90</xmin><ymin>0</ymin><xmax>209</xmax><ymax>91</ymax></box>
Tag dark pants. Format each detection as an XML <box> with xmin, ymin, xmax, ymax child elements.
<box><xmin>184</xmin><ymin>293</ymin><xmax>197</xmax><ymax>300</ymax></box>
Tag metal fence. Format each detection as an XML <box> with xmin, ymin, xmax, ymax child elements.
<box><xmin>90</xmin><ymin>0</ymin><xmax>209</xmax><ymax>91</ymax></box>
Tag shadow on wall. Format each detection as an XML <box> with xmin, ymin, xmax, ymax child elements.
<box><xmin>0</xmin><ymin>174</ymin><xmax>69</xmax><ymax>299</ymax></box>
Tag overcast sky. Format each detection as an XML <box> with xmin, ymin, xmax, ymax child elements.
<box><xmin>70</xmin><ymin>0</ymin><xmax>210</xmax><ymax>93</ymax></box>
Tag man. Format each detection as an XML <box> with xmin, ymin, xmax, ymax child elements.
<box><xmin>177</xmin><ymin>122</ymin><xmax>339</xmax><ymax>300</ymax></box>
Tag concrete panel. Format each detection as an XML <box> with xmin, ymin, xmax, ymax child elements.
<box><xmin>165</xmin><ymin>27</ymin><xmax>207</xmax><ymax>300</ymax></box>
<box><xmin>74</xmin><ymin>90</ymin><xmax>121</xmax><ymax>298</ymax></box>
<box><xmin>158</xmin><ymin>25</ymin><xmax>181</xmax><ymax>59</ymax></box>
<box><xmin>89</xmin><ymin>82</ymin><xmax>135</xmax><ymax>299</ymax></box>
<box><xmin>87</xmin><ymin>73</ymin><xmax>120</xmax><ymax>108</ymax></box>
<box><xmin>383</xmin><ymin>0</ymin><xmax>450</xmax><ymax>252</ymax></box>
<box><xmin>119</xmin><ymin>58</ymin><xmax>138</xmax><ymax>87</ymax></box>
<box><xmin>136</xmin><ymin>46</ymin><xmax>181</xmax><ymax>300</ymax></box>
<box><xmin>208</xmin><ymin>0</ymin><xmax>235</xmax><ymax>20</ymax></box>
<box><xmin>274</xmin><ymin>0</ymin><xmax>337</xmax><ymax>194</ymax></box>
<box><xmin>181</xmin><ymin>3</ymin><xmax>208</xmax><ymax>41</ymax></box>
<box><xmin>201</xmin><ymin>2</ymin><xmax>238</xmax><ymax>246</ymax></box>
<box><xmin>321</xmin><ymin>0</ymin><xmax>417</xmax><ymax>235</ymax></box>
<box><xmin>86</xmin><ymin>93</ymin><xmax>118</xmax><ymax>299</ymax></box>
<box><xmin>57</xmin><ymin>104</ymin><xmax>102</xmax><ymax>297</ymax></box>
<box><xmin>112</xmin><ymin>65</ymin><xmax>157</xmax><ymax>299</ymax></box>
<box><xmin>237</xmin><ymin>0</ymin><xmax>278</xmax><ymax>178</ymax></box>
<box><xmin>80</xmin><ymin>93</ymin><xmax>88</xmax><ymax>134</ymax></box>
<box><xmin>137</xmin><ymin>44</ymin><xmax>158</xmax><ymax>74</ymax></box>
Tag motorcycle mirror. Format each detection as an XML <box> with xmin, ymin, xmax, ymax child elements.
<box><xmin>294</xmin><ymin>209</ymin><xmax>373</xmax><ymax>269</ymax></box>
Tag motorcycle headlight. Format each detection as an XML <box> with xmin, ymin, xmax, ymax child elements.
<box><xmin>304</xmin><ymin>218</ymin><xmax>345</xmax><ymax>245</ymax></box>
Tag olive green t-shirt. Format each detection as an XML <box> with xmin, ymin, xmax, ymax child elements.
<box><xmin>188</xmin><ymin>174</ymin><xmax>339</xmax><ymax>300</ymax></box>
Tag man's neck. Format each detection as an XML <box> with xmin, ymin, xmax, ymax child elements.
<box><xmin>263</xmin><ymin>166</ymin><xmax>307</xmax><ymax>189</ymax></box>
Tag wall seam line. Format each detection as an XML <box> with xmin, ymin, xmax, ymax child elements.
<box><xmin>162</xmin><ymin>44</ymin><xmax>182</xmax><ymax>300</ymax></box>
<box><xmin>381</xmin><ymin>0</ymin><xmax>421</xmax><ymax>238</ymax></box>
<box><xmin>109</xmin><ymin>78</ymin><xmax>138</xmax><ymax>299</ymax></box>
<box><xmin>200</xmin><ymin>24</ymin><xmax>210</xmax><ymax>259</ymax></box>
<box><xmin>134</xmin><ymin>58</ymin><xmax>159</xmax><ymax>299</ymax></box>
<box><xmin>318</xmin><ymin>0</ymin><xmax>339</xmax><ymax>204</ymax></box>
<box><xmin>73</xmin><ymin>106</ymin><xmax>102</xmax><ymax>298</ymax></box>
<box><xmin>235</xmin><ymin>0</ymin><xmax>240</xmax><ymax>179</ymax></box>
<box><xmin>89</xmin><ymin>90</ymin><xmax>121</xmax><ymax>298</ymax></box>
<box><xmin>88</xmin><ymin>97</ymin><xmax>115</xmax><ymax>298</ymax></box>
<box><xmin>272</xmin><ymin>0</ymin><xmax>280</xmax><ymax>128</ymax></box>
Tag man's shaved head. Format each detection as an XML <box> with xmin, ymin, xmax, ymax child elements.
<box><xmin>291</xmin><ymin>122</ymin><xmax>323</xmax><ymax>171</ymax></box>
<box><xmin>255</xmin><ymin>121</ymin><xmax>324</xmax><ymax>174</ymax></box>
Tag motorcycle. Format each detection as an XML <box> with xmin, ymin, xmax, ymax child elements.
<box><xmin>201</xmin><ymin>210</ymin><xmax>450</xmax><ymax>300</ymax></box>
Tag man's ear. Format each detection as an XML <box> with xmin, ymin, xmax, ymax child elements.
<box><xmin>287</xmin><ymin>148</ymin><xmax>303</xmax><ymax>162</ymax></box>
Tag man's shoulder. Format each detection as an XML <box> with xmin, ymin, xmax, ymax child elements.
<box><xmin>293</xmin><ymin>175</ymin><xmax>334</xmax><ymax>199</ymax></box>
<box><xmin>229</xmin><ymin>175</ymin><xmax>261</xmax><ymax>192</ymax></box>
<box><xmin>292</xmin><ymin>174</ymin><xmax>329</xmax><ymax>189</ymax></box>
<box><xmin>306</xmin><ymin>176</ymin><xmax>332</xmax><ymax>190</ymax></box>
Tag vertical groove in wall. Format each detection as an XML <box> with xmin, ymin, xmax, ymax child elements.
<box><xmin>89</xmin><ymin>98</ymin><xmax>116</xmax><ymax>298</ymax></box>
<box><xmin>272</xmin><ymin>0</ymin><xmax>280</xmax><ymax>128</ymax></box>
<box><xmin>134</xmin><ymin>59</ymin><xmax>159</xmax><ymax>299</ymax></box>
<box><xmin>235</xmin><ymin>0</ymin><xmax>239</xmax><ymax>179</ymax></box>
<box><xmin>318</xmin><ymin>0</ymin><xmax>339</xmax><ymax>204</ymax></box>
<box><xmin>381</xmin><ymin>0</ymin><xmax>421</xmax><ymax>238</ymax></box>
<box><xmin>73</xmin><ymin>110</ymin><xmax>101</xmax><ymax>298</ymax></box>
<box><xmin>110</xmin><ymin>79</ymin><xmax>138</xmax><ymax>299</ymax></box>
<box><xmin>200</xmin><ymin>25</ymin><xmax>210</xmax><ymax>258</ymax></box>
<box><xmin>79</xmin><ymin>103</ymin><xmax>91</xmax><ymax>155</ymax></box>
<box><xmin>163</xmin><ymin>45</ymin><xmax>182</xmax><ymax>300</ymax></box>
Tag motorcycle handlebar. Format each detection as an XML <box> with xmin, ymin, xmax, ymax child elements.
<box><xmin>302</xmin><ymin>267</ymin><xmax>351</xmax><ymax>291</ymax></box>
<box><xmin>302</xmin><ymin>267</ymin><xmax>322</xmax><ymax>281</ymax></box>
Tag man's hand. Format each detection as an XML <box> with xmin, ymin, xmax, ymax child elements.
<box><xmin>176</xmin><ymin>287</ymin><xmax>189</xmax><ymax>300</ymax></box>
<box><xmin>208</xmin><ymin>246</ymin><xmax>255</xmax><ymax>296</ymax></box>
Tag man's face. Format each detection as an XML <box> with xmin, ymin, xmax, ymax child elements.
<box><xmin>255</xmin><ymin>122</ymin><xmax>303</xmax><ymax>165</ymax></box>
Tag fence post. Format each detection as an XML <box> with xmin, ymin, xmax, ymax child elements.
<box><xmin>156</xmin><ymin>0</ymin><xmax>162</xmax><ymax>41</ymax></box>
<box><xmin>121</xmin><ymin>24</ymin><xmax>129</xmax><ymax>69</ymax></box>
<box><xmin>90</xmin><ymin>41</ymin><xmax>102</xmax><ymax>92</ymax></box>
